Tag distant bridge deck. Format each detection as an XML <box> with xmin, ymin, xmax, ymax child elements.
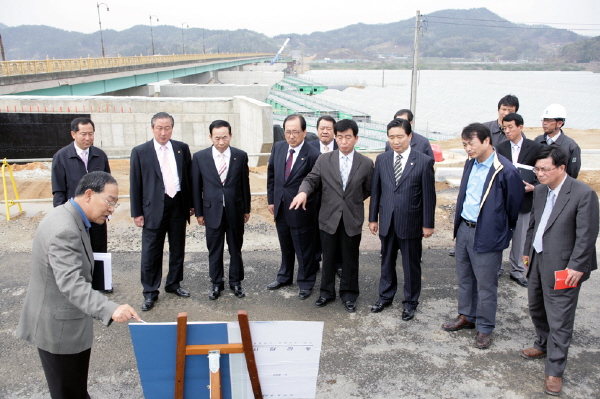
<box><xmin>0</xmin><ymin>53</ymin><xmax>277</xmax><ymax>96</ymax></box>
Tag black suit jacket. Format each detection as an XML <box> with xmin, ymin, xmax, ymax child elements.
<box><xmin>369</xmin><ymin>149</ymin><xmax>436</xmax><ymax>239</ymax></box>
<box><xmin>267</xmin><ymin>141</ymin><xmax>321</xmax><ymax>228</ymax></box>
<box><xmin>309</xmin><ymin>139</ymin><xmax>338</xmax><ymax>152</ymax></box>
<box><xmin>191</xmin><ymin>146</ymin><xmax>251</xmax><ymax>229</ymax></box>
<box><xmin>496</xmin><ymin>138</ymin><xmax>544</xmax><ymax>213</ymax></box>
<box><xmin>384</xmin><ymin>132</ymin><xmax>434</xmax><ymax>160</ymax></box>
<box><xmin>129</xmin><ymin>139</ymin><xmax>192</xmax><ymax>229</ymax></box>
<box><xmin>51</xmin><ymin>142</ymin><xmax>110</xmax><ymax>207</ymax></box>
<box><xmin>534</xmin><ymin>131</ymin><xmax>581</xmax><ymax>179</ymax></box>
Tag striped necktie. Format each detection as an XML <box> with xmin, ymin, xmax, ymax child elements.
<box><xmin>394</xmin><ymin>154</ymin><xmax>403</xmax><ymax>184</ymax></box>
<box><xmin>218</xmin><ymin>153</ymin><xmax>227</xmax><ymax>184</ymax></box>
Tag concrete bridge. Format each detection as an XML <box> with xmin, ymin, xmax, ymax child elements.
<box><xmin>0</xmin><ymin>53</ymin><xmax>277</xmax><ymax>96</ymax></box>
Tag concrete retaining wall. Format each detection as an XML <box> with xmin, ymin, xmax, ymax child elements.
<box><xmin>218</xmin><ymin>71</ymin><xmax>284</xmax><ymax>87</ymax></box>
<box><xmin>159</xmin><ymin>84</ymin><xmax>270</xmax><ymax>102</ymax></box>
<box><xmin>0</xmin><ymin>95</ymin><xmax>273</xmax><ymax>166</ymax></box>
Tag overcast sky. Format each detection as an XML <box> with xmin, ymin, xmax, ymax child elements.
<box><xmin>1</xmin><ymin>0</ymin><xmax>599</xmax><ymax>37</ymax></box>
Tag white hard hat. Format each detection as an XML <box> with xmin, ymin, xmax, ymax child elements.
<box><xmin>542</xmin><ymin>104</ymin><xmax>567</xmax><ymax>120</ymax></box>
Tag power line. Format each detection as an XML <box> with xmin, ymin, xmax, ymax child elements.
<box><xmin>425</xmin><ymin>20</ymin><xmax>599</xmax><ymax>31</ymax></box>
<box><xmin>426</xmin><ymin>15</ymin><xmax>600</xmax><ymax>26</ymax></box>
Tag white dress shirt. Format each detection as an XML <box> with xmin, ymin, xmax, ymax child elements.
<box><xmin>153</xmin><ymin>139</ymin><xmax>181</xmax><ymax>192</ymax></box>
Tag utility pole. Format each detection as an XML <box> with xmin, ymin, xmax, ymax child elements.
<box><xmin>150</xmin><ymin>15</ymin><xmax>159</xmax><ymax>56</ymax></box>
<box><xmin>181</xmin><ymin>23</ymin><xmax>188</xmax><ymax>55</ymax></box>
<box><xmin>97</xmin><ymin>3</ymin><xmax>109</xmax><ymax>57</ymax></box>
<box><xmin>410</xmin><ymin>10</ymin><xmax>421</xmax><ymax>120</ymax></box>
<box><xmin>0</xmin><ymin>34</ymin><xmax>5</xmax><ymax>61</ymax></box>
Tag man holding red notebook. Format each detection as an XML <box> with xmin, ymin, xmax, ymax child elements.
<box><xmin>522</xmin><ymin>145</ymin><xmax>599</xmax><ymax>396</ymax></box>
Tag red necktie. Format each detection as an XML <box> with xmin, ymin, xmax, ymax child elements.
<box><xmin>284</xmin><ymin>149</ymin><xmax>295</xmax><ymax>181</ymax></box>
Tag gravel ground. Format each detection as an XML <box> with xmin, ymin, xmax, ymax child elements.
<box><xmin>1</xmin><ymin>185</ymin><xmax>599</xmax><ymax>398</ymax></box>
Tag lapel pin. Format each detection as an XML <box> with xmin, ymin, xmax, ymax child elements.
<box><xmin>301</xmin><ymin>158</ymin><xmax>305</xmax><ymax>161</ymax></box>
<box><xmin>411</xmin><ymin>162</ymin><xmax>414</xmax><ymax>165</ymax></box>
<box><xmin>234</xmin><ymin>158</ymin><xmax>237</xmax><ymax>160</ymax></box>
<box><xmin>178</xmin><ymin>151</ymin><xmax>181</xmax><ymax>153</ymax></box>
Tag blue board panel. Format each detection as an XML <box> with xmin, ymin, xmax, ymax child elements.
<box><xmin>130</xmin><ymin>323</ymin><xmax>233</xmax><ymax>399</ymax></box>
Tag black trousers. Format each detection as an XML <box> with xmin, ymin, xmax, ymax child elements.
<box><xmin>141</xmin><ymin>193</ymin><xmax>186</xmax><ymax>300</ymax></box>
<box><xmin>38</xmin><ymin>347</ymin><xmax>91</xmax><ymax>399</ymax></box>
<box><xmin>90</xmin><ymin>222</ymin><xmax>110</xmax><ymax>290</ymax></box>
<box><xmin>274</xmin><ymin>208</ymin><xmax>318</xmax><ymax>290</ymax></box>
<box><xmin>206</xmin><ymin>208</ymin><xmax>244</xmax><ymax>289</ymax></box>
<box><xmin>319</xmin><ymin>218</ymin><xmax>361</xmax><ymax>302</ymax></box>
<box><xmin>378</xmin><ymin>230</ymin><xmax>422</xmax><ymax>310</ymax></box>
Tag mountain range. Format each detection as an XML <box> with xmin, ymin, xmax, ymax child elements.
<box><xmin>0</xmin><ymin>8</ymin><xmax>593</xmax><ymax>62</ymax></box>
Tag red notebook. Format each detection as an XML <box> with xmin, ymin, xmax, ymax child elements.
<box><xmin>554</xmin><ymin>269</ymin><xmax>578</xmax><ymax>290</ymax></box>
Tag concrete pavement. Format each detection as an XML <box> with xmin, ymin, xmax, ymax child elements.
<box><xmin>1</xmin><ymin>248</ymin><xmax>599</xmax><ymax>398</ymax></box>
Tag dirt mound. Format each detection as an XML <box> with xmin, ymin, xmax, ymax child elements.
<box><xmin>10</xmin><ymin>162</ymin><xmax>49</xmax><ymax>171</ymax></box>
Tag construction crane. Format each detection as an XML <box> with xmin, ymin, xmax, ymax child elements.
<box><xmin>270</xmin><ymin>37</ymin><xmax>292</xmax><ymax>65</ymax></box>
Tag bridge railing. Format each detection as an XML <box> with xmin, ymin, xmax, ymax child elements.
<box><xmin>0</xmin><ymin>53</ymin><xmax>274</xmax><ymax>77</ymax></box>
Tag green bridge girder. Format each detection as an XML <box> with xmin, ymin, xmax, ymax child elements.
<box><xmin>13</xmin><ymin>57</ymin><xmax>272</xmax><ymax>96</ymax></box>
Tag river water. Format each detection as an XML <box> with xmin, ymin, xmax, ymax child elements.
<box><xmin>300</xmin><ymin>70</ymin><xmax>600</xmax><ymax>137</ymax></box>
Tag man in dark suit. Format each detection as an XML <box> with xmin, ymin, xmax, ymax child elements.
<box><xmin>483</xmin><ymin>94</ymin><xmax>520</xmax><ymax>147</ymax></box>
<box><xmin>496</xmin><ymin>113</ymin><xmax>543</xmax><ymax>287</ymax></box>
<box><xmin>192</xmin><ymin>120</ymin><xmax>251</xmax><ymax>300</ymax></box>
<box><xmin>291</xmin><ymin>119</ymin><xmax>374</xmax><ymax>312</ymax></box>
<box><xmin>368</xmin><ymin>118</ymin><xmax>436</xmax><ymax>321</ymax></box>
<box><xmin>51</xmin><ymin>117</ymin><xmax>113</xmax><ymax>292</ymax></box>
<box><xmin>384</xmin><ymin>109</ymin><xmax>434</xmax><ymax>160</ymax></box>
<box><xmin>17</xmin><ymin>172</ymin><xmax>140</xmax><ymax>399</ymax></box>
<box><xmin>130</xmin><ymin>112</ymin><xmax>193</xmax><ymax>311</ymax></box>
<box><xmin>441</xmin><ymin>123</ymin><xmax>523</xmax><ymax>350</ymax></box>
<box><xmin>309</xmin><ymin>115</ymin><xmax>338</xmax><ymax>153</ymax></box>
<box><xmin>521</xmin><ymin>145</ymin><xmax>598</xmax><ymax>396</ymax></box>
<box><xmin>267</xmin><ymin>114</ymin><xmax>321</xmax><ymax>300</ymax></box>
<box><xmin>535</xmin><ymin>104</ymin><xmax>581</xmax><ymax>179</ymax></box>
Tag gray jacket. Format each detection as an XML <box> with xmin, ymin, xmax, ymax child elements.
<box><xmin>17</xmin><ymin>201</ymin><xmax>118</xmax><ymax>354</ymax></box>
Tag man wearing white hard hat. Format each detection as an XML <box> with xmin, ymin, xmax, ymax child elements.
<box><xmin>535</xmin><ymin>104</ymin><xmax>581</xmax><ymax>179</ymax></box>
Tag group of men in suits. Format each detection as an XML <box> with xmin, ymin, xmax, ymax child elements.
<box><xmin>439</xmin><ymin>98</ymin><xmax>594</xmax><ymax>395</ymax></box>
<box><xmin>130</xmin><ymin>113</ymin><xmax>251</xmax><ymax>310</ymax></box>
<box><xmin>22</xmin><ymin>102</ymin><xmax>596</xmax><ymax>396</ymax></box>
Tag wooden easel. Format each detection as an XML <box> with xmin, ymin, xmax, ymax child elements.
<box><xmin>174</xmin><ymin>310</ymin><xmax>263</xmax><ymax>399</ymax></box>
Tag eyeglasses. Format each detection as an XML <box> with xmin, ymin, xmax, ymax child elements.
<box><xmin>284</xmin><ymin>130</ymin><xmax>303</xmax><ymax>136</ymax></box>
<box><xmin>95</xmin><ymin>192</ymin><xmax>120</xmax><ymax>208</ymax></box>
<box><xmin>533</xmin><ymin>166</ymin><xmax>557</xmax><ymax>174</ymax></box>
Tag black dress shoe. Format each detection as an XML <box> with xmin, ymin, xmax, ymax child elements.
<box><xmin>344</xmin><ymin>301</ymin><xmax>357</xmax><ymax>313</ymax></box>
<box><xmin>510</xmin><ymin>275</ymin><xmax>528</xmax><ymax>287</ymax></box>
<box><xmin>402</xmin><ymin>309</ymin><xmax>416</xmax><ymax>321</ymax></box>
<box><xmin>336</xmin><ymin>268</ymin><xmax>343</xmax><ymax>278</ymax></box>
<box><xmin>267</xmin><ymin>281</ymin><xmax>291</xmax><ymax>290</ymax></box>
<box><xmin>298</xmin><ymin>289</ymin><xmax>312</xmax><ymax>300</ymax></box>
<box><xmin>449</xmin><ymin>249</ymin><xmax>456</xmax><ymax>257</ymax></box>
<box><xmin>370</xmin><ymin>301</ymin><xmax>391</xmax><ymax>313</ymax></box>
<box><xmin>315</xmin><ymin>297</ymin><xmax>333</xmax><ymax>308</ymax></box>
<box><xmin>231</xmin><ymin>285</ymin><xmax>245</xmax><ymax>298</ymax></box>
<box><xmin>168</xmin><ymin>287</ymin><xmax>190</xmax><ymax>297</ymax></box>
<box><xmin>209</xmin><ymin>287</ymin><xmax>222</xmax><ymax>300</ymax></box>
<box><xmin>141</xmin><ymin>299</ymin><xmax>155</xmax><ymax>311</ymax></box>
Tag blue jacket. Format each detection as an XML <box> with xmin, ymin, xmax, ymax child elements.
<box><xmin>453</xmin><ymin>152</ymin><xmax>524</xmax><ymax>253</ymax></box>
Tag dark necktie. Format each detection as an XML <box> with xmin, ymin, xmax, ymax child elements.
<box><xmin>284</xmin><ymin>149</ymin><xmax>295</xmax><ymax>181</ymax></box>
